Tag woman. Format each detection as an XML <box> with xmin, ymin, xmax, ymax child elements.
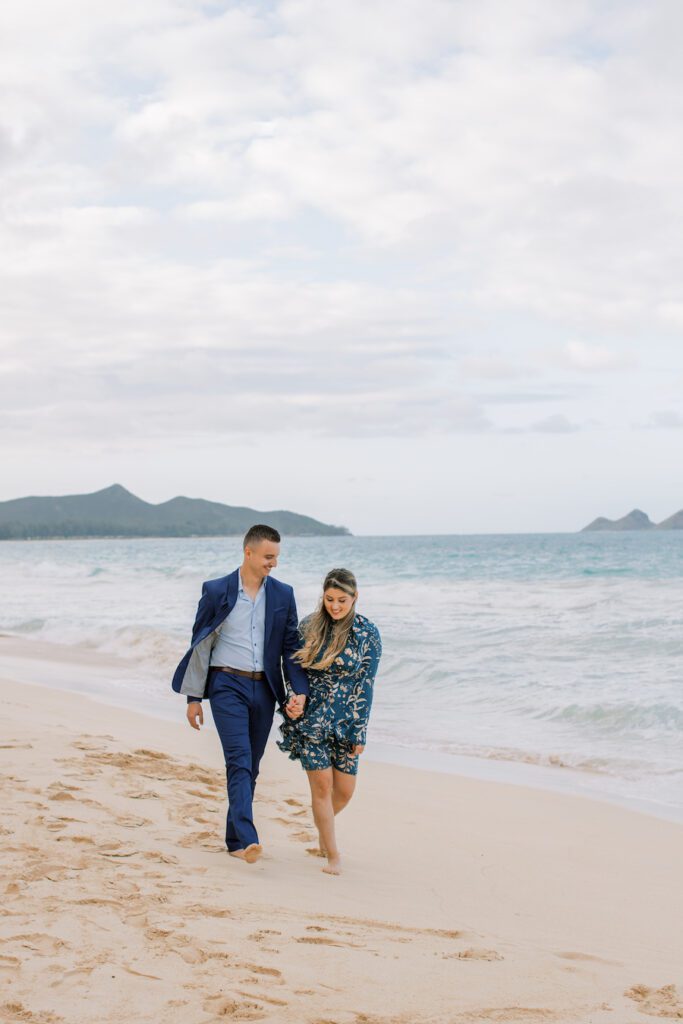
<box><xmin>278</xmin><ymin>568</ymin><xmax>382</xmax><ymax>875</ymax></box>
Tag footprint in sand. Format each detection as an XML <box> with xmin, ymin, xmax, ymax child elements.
<box><xmin>113</xmin><ymin>814</ymin><xmax>151</xmax><ymax>829</ymax></box>
<box><xmin>296</xmin><ymin>936</ymin><xmax>365</xmax><ymax>950</ymax></box>
<box><xmin>97</xmin><ymin>841</ymin><xmax>138</xmax><ymax>858</ymax></box>
<box><xmin>280</xmin><ymin>799</ymin><xmax>308</xmax><ymax>818</ymax></box>
<box><xmin>272</xmin><ymin>816</ymin><xmax>314</xmax><ymax>843</ymax></box>
<box><xmin>38</xmin><ymin>818</ymin><xmax>69</xmax><ymax>832</ymax></box>
<box><xmin>445</xmin><ymin>948</ymin><xmax>504</xmax><ymax>961</ymax></box>
<box><xmin>236</xmin><ymin>989</ymin><xmax>288</xmax><ymax>1008</ymax></box>
<box><xmin>556</xmin><ymin>951</ymin><xmax>622</xmax><ymax>966</ymax></box>
<box><xmin>247</xmin><ymin>930</ymin><xmax>281</xmax><ymax>944</ymax></box>
<box><xmin>185</xmin><ymin>904</ymin><xmax>233</xmax><ymax>920</ymax></box>
<box><xmin>0</xmin><ymin>1003</ymin><xmax>62</xmax><ymax>1023</ymax></box>
<box><xmin>316</xmin><ymin>912</ymin><xmax>465</xmax><ymax>943</ymax></box>
<box><xmin>68</xmin><ymin>746</ymin><xmax>222</xmax><ymax>789</ymax></box>
<box><xmin>5</xmin><ymin>933</ymin><xmax>69</xmax><ymax>956</ymax></box>
<box><xmin>177</xmin><ymin>830</ymin><xmax>225</xmax><ymax>851</ymax></box>
<box><xmin>20</xmin><ymin>861</ymin><xmax>77</xmax><ymax>882</ymax></box>
<box><xmin>203</xmin><ymin>994</ymin><xmax>266</xmax><ymax>1020</ymax></box>
<box><xmin>453</xmin><ymin>1010</ymin><xmax>557</xmax><ymax>1022</ymax></box>
<box><xmin>625</xmin><ymin>983</ymin><xmax>683</xmax><ymax>1019</ymax></box>
<box><xmin>240</xmin><ymin>963</ymin><xmax>283</xmax><ymax>981</ymax></box>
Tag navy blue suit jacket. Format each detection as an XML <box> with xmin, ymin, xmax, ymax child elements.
<box><xmin>171</xmin><ymin>570</ymin><xmax>309</xmax><ymax>707</ymax></box>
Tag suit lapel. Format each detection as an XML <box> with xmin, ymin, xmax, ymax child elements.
<box><xmin>210</xmin><ymin>569</ymin><xmax>239</xmax><ymax>631</ymax></box>
<box><xmin>264</xmin><ymin>577</ymin><xmax>276</xmax><ymax>650</ymax></box>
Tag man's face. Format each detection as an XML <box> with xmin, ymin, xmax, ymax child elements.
<box><xmin>244</xmin><ymin>539</ymin><xmax>280</xmax><ymax>579</ymax></box>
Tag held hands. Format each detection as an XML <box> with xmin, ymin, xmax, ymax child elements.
<box><xmin>186</xmin><ymin>702</ymin><xmax>204</xmax><ymax>730</ymax></box>
<box><xmin>352</xmin><ymin>744</ymin><xmax>365</xmax><ymax>756</ymax></box>
<box><xmin>285</xmin><ymin>694</ymin><xmax>307</xmax><ymax>720</ymax></box>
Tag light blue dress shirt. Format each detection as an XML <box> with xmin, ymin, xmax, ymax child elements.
<box><xmin>210</xmin><ymin>574</ymin><xmax>267</xmax><ymax>672</ymax></box>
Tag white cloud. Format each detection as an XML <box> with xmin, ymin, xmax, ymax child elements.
<box><xmin>459</xmin><ymin>355</ymin><xmax>530</xmax><ymax>380</ymax></box>
<box><xmin>642</xmin><ymin>410</ymin><xmax>683</xmax><ymax>430</ymax></box>
<box><xmin>1</xmin><ymin>0</ymin><xmax>683</xmax><ymax>526</ymax></box>
<box><xmin>557</xmin><ymin>341</ymin><xmax>634</xmax><ymax>372</ymax></box>
<box><xmin>530</xmin><ymin>414</ymin><xmax>581</xmax><ymax>434</ymax></box>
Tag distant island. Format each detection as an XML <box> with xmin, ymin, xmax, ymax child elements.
<box><xmin>581</xmin><ymin>508</ymin><xmax>683</xmax><ymax>531</ymax></box>
<box><xmin>0</xmin><ymin>485</ymin><xmax>351</xmax><ymax>540</ymax></box>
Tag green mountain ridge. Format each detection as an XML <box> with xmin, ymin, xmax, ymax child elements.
<box><xmin>0</xmin><ymin>485</ymin><xmax>350</xmax><ymax>539</ymax></box>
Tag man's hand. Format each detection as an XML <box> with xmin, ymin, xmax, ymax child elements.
<box><xmin>285</xmin><ymin>694</ymin><xmax>306</xmax><ymax>720</ymax></box>
<box><xmin>187</xmin><ymin>702</ymin><xmax>204</xmax><ymax>730</ymax></box>
<box><xmin>352</xmin><ymin>743</ymin><xmax>365</xmax><ymax>756</ymax></box>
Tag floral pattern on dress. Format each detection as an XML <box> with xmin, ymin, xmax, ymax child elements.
<box><xmin>278</xmin><ymin>613</ymin><xmax>382</xmax><ymax>772</ymax></box>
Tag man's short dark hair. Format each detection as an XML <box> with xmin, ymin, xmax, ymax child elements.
<box><xmin>243</xmin><ymin>524</ymin><xmax>281</xmax><ymax>549</ymax></box>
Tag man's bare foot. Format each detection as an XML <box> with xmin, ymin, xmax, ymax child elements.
<box><xmin>322</xmin><ymin>855</ymin><xmax>341</xmax><ymax>875</ymax></box>
<box><xmin>244</xmin><ymin>843</ymin><xmax>262</xmax><ymax>864</ymax></box>
<box><xmin>229</xmin><ymin>845</ymin><xmax>262</xmax><ymax>863</ymax></box>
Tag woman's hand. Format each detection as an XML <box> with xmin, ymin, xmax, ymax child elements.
<box><xmin>352</xmin><ymin>743</ymin><xmax>365</xmax><ymax>755</ymax></box>
<box><xmin>285</xmin><ymin>694</ymin><xmax>306</xmax><ymax>719</ymax></box>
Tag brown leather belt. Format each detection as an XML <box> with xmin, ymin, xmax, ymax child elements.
<box><xmin>211</xmin><ymin>665</ymin><xmax>266</xmax><ymax>681</ymax></box>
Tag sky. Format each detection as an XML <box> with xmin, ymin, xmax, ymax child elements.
<box><xmin>1</xmin><ymin>0</ymin><xmax>682</xmax><ymax>535</ymax></box>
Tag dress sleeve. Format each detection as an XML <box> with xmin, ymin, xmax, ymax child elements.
<box><xmin>282</xmin><ymin>592</ymin><xmax>310</xmax><ymax>697</ymax></box>
<box><xmin>348</xmin><ymin>622</ymin><xmax>382</xmax><ymax>746</ymax></box>
<box><xmin>283</xmin><ymin>617</ymin><xmax>309</xmax><ymax>701</ymax></box>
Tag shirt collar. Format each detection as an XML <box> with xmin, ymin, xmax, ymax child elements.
<box><xmin>238</xmin><ymin>573</ymin><xmax>267</xmax><ymax>594</ymax></box>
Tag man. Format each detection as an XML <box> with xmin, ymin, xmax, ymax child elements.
<box><xmin>171</xmin><ymin>524</ymin><xmax>308</xmax><ymax>863</ymax></box>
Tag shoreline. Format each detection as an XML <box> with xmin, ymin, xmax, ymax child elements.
<box><xmin>2</xmin><ymin>632</ymin><xmax>680</xmax><ymax>826</ymax></box>
<box><xmin>1</xmin><ymin>638</ymin><xmax>682</xmax><ymax>1021</ymax></box>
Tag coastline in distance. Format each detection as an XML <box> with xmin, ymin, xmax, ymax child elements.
<box><xmin>0</xmin><ymin>484</ymin><xmax>351</xmax><ymax>540</ymax></box>
<box><xmin>581</xmin><ymin>508</ymin><xmax>683</xmax><ymax>531</ymax></box>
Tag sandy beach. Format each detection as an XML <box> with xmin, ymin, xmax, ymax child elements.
<box><xmin>1</xmin><ymin>635</ymin><xmax>682</xmax><ymax>1024</ymax></box>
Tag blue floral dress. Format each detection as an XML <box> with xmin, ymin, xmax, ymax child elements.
<box><xmin>278</xmin><ymin>613</ymin><xmax>382</xmax><ymax>775</ymax></box>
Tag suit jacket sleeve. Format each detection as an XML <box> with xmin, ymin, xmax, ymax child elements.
<box><xmin>191</xmin><ymin>583</ymin><xmax>214</xmax><ymax>644</ymax></box>
<box><xmin>282</xmin><ymin>590</ymin><xmax>309</xmax><ymax>696</ymax></box>
<box><xmin>186</xmin><ymin>583</ymin><xmax>215</xmax><ymax>702</ymax></box>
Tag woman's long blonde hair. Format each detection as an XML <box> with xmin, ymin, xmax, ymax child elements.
<box><xmin>294</xmin><ymin>568</ymin><xmax>358</xmax><ymax>670</ymax></box>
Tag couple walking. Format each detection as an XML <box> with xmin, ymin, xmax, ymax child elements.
<box><xmin>171</xmin><ymin>524</ymin><xmax>382</xmax><ymax>876</ymax></box>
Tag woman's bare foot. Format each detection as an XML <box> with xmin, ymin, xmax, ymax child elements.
<box><xmin>322</xmin><ymin>854</ymin><xmax>341</xmax><ymax>875</ymax></box>
<box><xmin>229</xmin><ymin>849</ymin><xmax>246</xmax><ymax>860</ymax></box>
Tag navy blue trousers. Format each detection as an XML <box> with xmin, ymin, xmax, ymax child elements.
<box><xmin>208</xmin><ymin>670</ymin><xmax>276</xmax><ymax>852</ymax></box>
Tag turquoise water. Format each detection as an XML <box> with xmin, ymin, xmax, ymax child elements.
<box><xmin>1</xmin><ymin>532</ymin><xmax>682</xmax><ymax>816</ymax></box>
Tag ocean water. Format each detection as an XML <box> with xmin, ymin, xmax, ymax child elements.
<box><xmin>1</xmin><ymin>532</ymin><xmax>682</xmax><ymax>818</ymax></box>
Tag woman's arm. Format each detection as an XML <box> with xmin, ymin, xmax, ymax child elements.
<box><xmin>283</xmin><ymin>591</ymin><xmax>310</xmax><ymax>697</ymax></box>
<box><xmin>348</xmin><ymin>623</ymin><xmax>382</xmax><ymax>747</ymax></box>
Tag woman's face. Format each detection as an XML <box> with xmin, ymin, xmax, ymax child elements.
<box><xmin>323</xmin><ymin>586</ymin><xmax>356</xmax><ymax>621</ymax></box>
